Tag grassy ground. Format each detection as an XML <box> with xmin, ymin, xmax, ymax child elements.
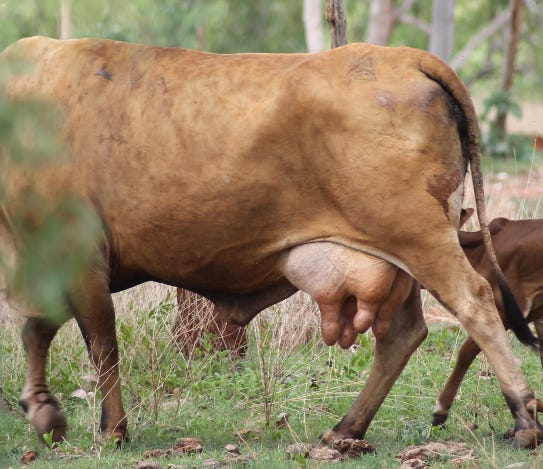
<box><xmin>1</xmin><ymin>156</ymin><xmax>543</xmax><ymax>468</ymax></box>
<box><xmin>0</xmin><ymin>303</ymin><xmax>541</xmax><ymax>468</ymax></box>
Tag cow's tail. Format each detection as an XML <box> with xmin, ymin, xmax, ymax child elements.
<box><xmin>468</xmin><ymin>128</ymin><xmax>538</xmax><ymax>348</ymax></box>
<box><xmin>418</xmin><ymin>52</ymin><xmax>539</xmax><ymax>349</ymax></box>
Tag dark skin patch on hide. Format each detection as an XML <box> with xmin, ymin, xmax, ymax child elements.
<box><xmin>95</xmin><ymin>69</ymin><xmax>112</xmax><ymax>80</ymax></box>
<box><xmin>417</xmin><ymin>84</ymin><xmax>443</xmax><ymax>111</ymax></box>
<box><xmin>426</xmin><ymin>168</ymin><xmax>463</xmax><ymax>219</ymax></box>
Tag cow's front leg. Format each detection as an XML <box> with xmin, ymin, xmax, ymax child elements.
<box><xmin>20</xmin><ymin>317</ymin><xmax>67</xmax><ymax>443</ymax></box>
<box><xmin>321</xmin><ymin>281</ymin><xmax>427</xmax><ymax>443</ymax></box>
<box><xmin>74</xmin><ymin>270</ymin><xmax>127</xmax><ymax>444</ymax></box>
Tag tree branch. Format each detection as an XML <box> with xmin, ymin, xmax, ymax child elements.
<box><xmin>396</xmin><ymin>0</ymin><xmax>417</xmax><ymax>18</ymax></box>
<box><xmin>326</xmin><ymin>0</ymin><xmax>348</xmax><ymax>48</ymax></box>
<box><xmin>450</xmin><ymin>8</ymin><xmax>511</xmax><ymax>71</ymax></box>
<box><xmin>397</xmin><ymin>13</ymin><xmax>431</xmax><ymax>34</ymax></box>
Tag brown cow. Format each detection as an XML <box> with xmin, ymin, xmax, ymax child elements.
<box><xmin>433</xmin><ymin>217</ymin><xmax>543</xmax><ymax>426</ymax></box>
<box><xmin>0</xmin><ymin>37</ymin><xmax>541</xmax><ymax>449</ymax></box>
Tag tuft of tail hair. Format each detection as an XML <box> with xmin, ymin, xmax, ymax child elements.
<box><xmin>498</xmin><ymin>276</ymin><xmax>539</xmax><ymax>349</ymax></box>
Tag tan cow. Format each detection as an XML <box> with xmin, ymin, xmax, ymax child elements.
<box><xmin>0</xmin><ymin>37</ymin><xmax>541</xmax><ymax>449</ymax></box>
<box><xmin>433</xmin><ymin>217</ymin><xmax>543</xmax><ymax>426</ymax></box>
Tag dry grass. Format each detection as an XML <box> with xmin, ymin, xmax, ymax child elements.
<box><xmin>112</xmin><ymin>283</ymin><xmax>176</xmax><ymax>318</ymax></box>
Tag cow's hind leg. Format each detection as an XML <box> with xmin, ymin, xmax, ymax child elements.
<box><xmin>532</xmin><ymin>319</ymin><xmax>543</xmax><ymax>413</ymax></box>
<box><xmin>432</xmin><ymin>336</ymin><xmax>480</xmax><ymax>425</ymax></box>
<box><xmin>434</xmin><ymin>318</ymin><xmax>543</xmax><ymax>427</ymax></box>
<box><xmin>321</xmin><ymin>280</ymin><xmax>427</xmax><ymax>442</ymax></box>
<box><xmin>535</xmin><ymin>319</ymin><xmax>543</xmax><ymax>368</ymax></box>
<box><xmin>408</xmin><ymin>243</ymin><xmax>542</xmax><ymax>448</ymax></box>
<box><xmin>73</xmin><ymin>270</ymin><xmax>127</xmax><ymax>444</ymax></box>
<box><xmin>20</xmin><ymin>317</ymin><xmax>68</xmax><ymax>443</ymax></box>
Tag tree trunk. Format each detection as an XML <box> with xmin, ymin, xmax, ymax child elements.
<box><xmin>429</xmin><ymin>0</ymin><xmax>455</xmax><ymax>62</ymax></box>
<box><xmin>326</xmin><ymin>0</ymin><xmax>348</xmax><ymax>48</ymax></box>
<box><xmin>304</xmin><ymin>0</ymin><xmax>326</xmax><ymax>52</ymax></box>
<box><xmin>366</xmin><ymin>0</ymin><xmax>395</xmax><ymax>45</ymax></box>
<box><xmin>60</xmin><ymin>0</ymin><xmax>71</xmax><ymax>40</ymax></box>
<box><xmin>495</xmin><ymin>0</ymin><xmax>523</xmax><ymax>137</ymax></box>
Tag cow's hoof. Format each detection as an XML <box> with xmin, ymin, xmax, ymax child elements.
<box><xmin>32</xmin><ymin>402</ymin><xmax>67</xmax><ymax>444</ymax></box>
<box><xmin>432</xmin><ymin>412</ymin><xmax>448</xmax><ymax>426</ymax></box>
<box><xmin>513</xmin><ymin>429</ymin><xmax>542</xmax><ymax>449</ymax></box>
<box><xmin>112</xmin><ymin>430</ymin><xmax>129</xmax><ymax>448</ymax></box>
<box><xmin>101</xmin><ymin>428</ymin><xmax>129</xmax><ymax>447</ymax></box>
<box><xmin>319</xmin><ymin>428</ymin><xmax>363</xmax><ymax>446</ymax></box>
<box><xmin>526</xmin><ymin>398</ymin><xmax>543</xmax><ymax>414</ymax></box>
<box><xmin>319</xmin><ymin>429</ymin><xmax>342</xmax><ymax>446</ymax></box>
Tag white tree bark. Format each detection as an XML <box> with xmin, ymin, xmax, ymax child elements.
<box><xmin>60</xmin><ymin>0</ymin><xmax>71</xmax><ymax>40</ymax></box>
<box><xmin>429</xmin><ymin>0</ymin><xmax>455</xmax><ymax>62</ymax></box>
<box><xmin>304</xmin><ymin>0</ymin><xmax>326</xmax><ymax>52</ymax></box>
<box><xmin>366</xmin><ymin>0</ymin><xmax>395</xmax><ymax>45</ymax></box>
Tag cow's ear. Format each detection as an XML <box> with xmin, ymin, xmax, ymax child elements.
<box><xmin>459</xmin><ymin>208</ymin><xmax>474</xmax><ymax>228</ymax></box>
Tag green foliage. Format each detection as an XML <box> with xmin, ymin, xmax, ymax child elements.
<box><xmin>481</xmin><ymin>90</ymin><xmax>523</xmax><ymax>122</ymax></box>
<box><xmin>0</xmin><ymin>58</ymin><xmax>101</xmax><ymax>323</ymax></box>
<box><xmin>478</xmin><ymin>90</ymin><xmax>538</xmax><ymax>160</ymax></box>
<box><xmin>12</xmin><ymin>197</ymin><xmax>100</xmax><ymax>323</ymax></box>
<box><xmin>340</xmin><ymin>334</ymin><xmax>373</xmax><ymax>380</ymax></box>
<box><xmin>0</xmin><ymin>0</ymin><xmax>307</xmax><ymax>53</ymax></box>
<box><xmin>0</xmin><ymin>83</ymin><xmax>64</xmax><ymax>167</ymax></box>
<box><xmin>0</xmin><ymin>0</ymin><xmax>59</xmax><ymax>47</ymax></box>
<box><xmin>42</xmin><ymin>429</ymin><xmax>58</xmax><ymax>449</ymax></box>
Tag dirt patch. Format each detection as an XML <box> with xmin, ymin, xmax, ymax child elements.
<box><xmin>397</xmin><ymin>441</ymin><xmax>475</xmax><ymax>467</ymax></box>
<box><xmin>139</xmin><ymin>440</ymin><xmax>253</xmax><ymax>469</ymax></box>
<box><xmin>286</xmin><ymin>438</ymin><xmax>375</xmax><ymax>462</ymax></box>
<box><xmin>142</xmin><ymin>437</ymin><xmax>203</xmax><ymax>459</ymax></box>
<box><xmin>19</xmin><ymin>450</ymin><xmax>38</xmax><ymax>465</ymax></box>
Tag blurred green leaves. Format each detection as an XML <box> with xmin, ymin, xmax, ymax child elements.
<box><xmin>0</xmin><ymin>98</ymin><xmax>64</xmax><ymax>167</ymax></box>
<box><xmin>481</xmin><ymin>90</ymin><xmax>523</xmax><ymax>122</ymax></box>
<box><xmin>0</xmin><ymin>59</ymin><xmax>100</xmax><ymax>324</ymax></box>
<box><xmin>479</xmin><ymin>90</ymin><xmax>532</xmax><ymax>159</ymax></box>
<box><xmin>9</xmin><ymin>195</ymin><xmax>100</xmax><ymax>324</ymax></box>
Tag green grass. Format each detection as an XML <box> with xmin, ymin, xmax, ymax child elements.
<box><xmin>481</xmin><ymin>145</ymin><xmax>543</xmax><ymax>176</ymax></box>
<box><xmin>0</xmin><ymin>296</ymin><xmax>541</xmax><ymax>468</ymax></box>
